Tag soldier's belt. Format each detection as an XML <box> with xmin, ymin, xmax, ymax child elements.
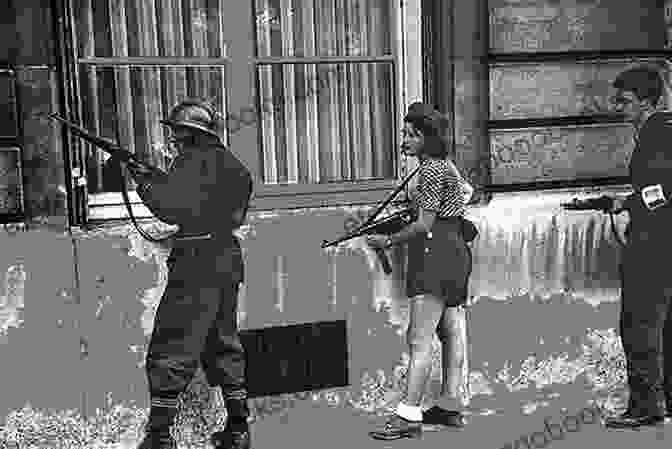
<box><xmin>174</xmin><ymin>232</ymin><xmax>213</xmax><ymax>241</ymax></box>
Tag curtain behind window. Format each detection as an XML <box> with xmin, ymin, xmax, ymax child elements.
<box><xmin>73</xmin><ymin>0</ymin><xmax>228</xmax><ymax>193</ymax></box>
<box><xmin>254</xmin><ymin>0</ymin><xmax>396</xmax><ymax>184</ymax></box>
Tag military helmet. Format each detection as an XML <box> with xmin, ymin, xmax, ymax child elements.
<box><xmin>160</xmin><ymin>99</ymin><xmax>221</xmax><ymax>138</ymax></box>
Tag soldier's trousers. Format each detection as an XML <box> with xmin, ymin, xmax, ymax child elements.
<box><xmin>145</xmin><ymin>236</ymin><xmax>248</xmax><ymax>418</ymax></box>
<box><xmin>619</xmin><ymin>245</ymin><xmax>672</xmax><ymax>416</ymax></box>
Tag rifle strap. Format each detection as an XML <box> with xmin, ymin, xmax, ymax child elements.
<box><xmin>110</xmin><ymin>157</ymin><xmax>175</xmax><ymax>243</ymax></box>
<box><xmin>360</xmin><ymin>164</ymin><xmax>421</xmax><ymax>228</ymax></box>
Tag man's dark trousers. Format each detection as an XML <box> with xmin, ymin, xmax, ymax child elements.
<box><xmin>145</xmin><ymin>235</ymin><xmax>248</xmax><ymax>419</ymax></box>
<box><xmin>619</xmin><ymin>224</ymin><xmax>672</xmax><ymax>417</ymax></box>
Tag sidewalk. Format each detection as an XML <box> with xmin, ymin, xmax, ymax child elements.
<box><xmin>249</xmin><ymin>400</ymin><xmax>669</xmax><ymax>449</ymax></box>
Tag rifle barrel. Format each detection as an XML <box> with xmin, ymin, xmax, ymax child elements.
<box><xmin>48</xmin><ymin>113</ymin><xmax>166</xmax><ymax>177</ymax></box>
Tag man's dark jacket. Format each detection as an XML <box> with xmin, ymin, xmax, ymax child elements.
<box><xmin>137</xmin><ymin>141</ymin><xmax>253</xmax><ymax>284</ymax></box>
<box><xmin>622</xmin><ymin>111</ymin><xmax>672</xmax><ymax>283</ymax></box>
<box><xmin>137</xmin><ymin>141</ymin><xmax>253</xmax><ymax>236</ymax></box>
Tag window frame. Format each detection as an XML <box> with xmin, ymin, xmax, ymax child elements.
<box><xmin>57</xmin><ymin>0</ymin><xmax>235</xmax><ymax>224</ymax></box>
<box><xmin>485</xmin><ymin>0</ymin><xmax>672</xmax><ymax>192</ymax></box>
<box><xmin>421</xmin><ymin>1</ymin><xmax>671</xmax><ymax>198</ymax></box>
<box><xmin>486</xmin><ymin>51</ymin><xmax>672</xmax><ymax>193</ymax></box>
<box><xmin>76</xmin><ymin>57</ymin><xmax>232</xmax><ymax>223</ymax></box>
<box><xmin>59</xmin><ymin>0</ymin><xmax>408</xmax><ymax>224</ymax></box>
<box><xmin>247</xmin><ymin>1</ymin><xmax>404</xmax><ymax>211</ymax></box>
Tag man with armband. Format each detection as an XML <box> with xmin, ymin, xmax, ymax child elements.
<box><xmin>125</xmin><ymin>99</ymin><xmax>253</xmax><ymax>449</ymax></box>
<box><xmin>598</xmin><ymin>65</ymin><xmax>672</xmax><ymax>429</ymax></box>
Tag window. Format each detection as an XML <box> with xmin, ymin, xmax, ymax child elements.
<box><xmin>67</xmin><ymin>0</ymin><xmax>231</xmax><ymax>222</ymax></box>
<box><xmin>250</xmin><ymin>0</ymin><xmax>401</xmax><ymax>209</ymax></box>
<box><xmin>486</xmin><ymin>0</ymin><xmax>669</xmax><ymax>192</ymax></box>
<box><xmin>420</xmin><ymin>0</ymin><xmax>670</xmax><ymax>196</ymax></box>
<box><xmin>62</xmin><ymin>0</ymin><xmax>403</xmax><ymax>222</ymax></box>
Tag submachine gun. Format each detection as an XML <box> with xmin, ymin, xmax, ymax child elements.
<box><xmin>47</xmin><ymin>113</ymin><xmax>173</xmax><ymax>243</ymax></box>
<box><xmin>561</xmin><ymin>194</ymin><xmax>626</xmax><ymax>248</ymax></box>
<box><xmin>321</xmin><ymin>165</ymin><xmax>421</xmax><ymax>274</ymax></box>
<box><xmin>561</xmin><ymin>195</ymin><xmax>614</xmax><ymax>213</ymax></box>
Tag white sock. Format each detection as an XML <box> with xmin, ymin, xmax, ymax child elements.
<box><xmin>395</xmin><ymin>402</ymin><xmax>423</xmax><ymax>422</ymax></box>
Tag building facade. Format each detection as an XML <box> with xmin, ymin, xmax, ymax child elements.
<box><xmin>1</xmin><ymin>0</ymin><xmax>671</xmax><ymax>445</ymax></box>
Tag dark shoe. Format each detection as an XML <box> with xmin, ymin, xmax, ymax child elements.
<box><xmin>211</xmin><ymin>426</ymin><xmax>251</xmax><ymax>449</ymax></box>
<box><xmin>369</xmin><ymin>414</ymin><xmax>422</xmax><ymax>440</ymax></box>
<box><xmin>136</xmin><ymin>404</ymin><xmax>178</xmax><ymax>449</ymax></box>
<box><xmin>422</xmin><ymin>406</ymin><xmax>467</xmax><ymax>428</ymax></box>
<box><xmin>604</xmin><ymin>413</ymin><xmax>665</xmax><ymax>430</ymax></box>
<box><xmin>136</xmin><ymin>429</ymin><xmax>177</xmax><ymax>449</ymax></box>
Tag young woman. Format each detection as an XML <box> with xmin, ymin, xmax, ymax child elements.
<box><xmin>367</xmin><ymin>102</ymin><xmax>475</xmax><ymax>440</ymax></box>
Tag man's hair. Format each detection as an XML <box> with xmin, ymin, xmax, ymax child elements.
<box><xmin>612</xmin><ymin>65</ymin><xmax>664</xmax><ymax>106</ymax></box>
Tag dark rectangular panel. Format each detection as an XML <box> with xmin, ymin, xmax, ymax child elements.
<box><xmin>490</xmin><ymin>0</ymin><xmax>664</xmax><ymax>54</ymax></box>
<box><xmin>489</xmin><ymin>124</ymin><xmax>633</xmax><ymax>185</ymax></box>
<box><xmin>240</xmin><ymin>320</ymin><xmax>349</xmax><ymax>398</ymax></box>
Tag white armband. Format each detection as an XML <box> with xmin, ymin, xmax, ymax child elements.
<box><xmin>641</xmin><ymin>184</ymin><xmax>667</xmax><ymax>211</ymax></box>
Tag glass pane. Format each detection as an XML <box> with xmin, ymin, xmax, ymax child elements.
<box><xmin>490</xmin><ymin>60</ymin><xmax>672</xmax><ymax>120</ymax></box>
<box><xmin>73</xmin><ymin>0</ymin><xmax>227</xmax><ymax>58</ymax></box>
<box><xmin>256</xmin><ymin>62</ymin><xmax>396</xmax><ymax>184</ymax></box>
<box><xmin>489</xmin><ymin>124</ymin><xmax>634</xmax><ymax>185</ymax></box>
<box><xmin>0</xmin><ymin>147</ymin><xmax>23</xmax><ymax>215</ymax></box>
<box><xmin>78</xmin><ymin>65</ymin><xmax>228</xmax><ymax>193</ymax></box>
<box><xmin>254</xmin><ymin>0</ymin><xmax>393</xmax><ymax>58</ymax></box>
<box><xmin>489</xmin><ymin>0</ymin><xmax>664</xmax><ymax>53</ymax></box>
<box><xmin>0</xmin><ymin>73</ymin><xmax>18</xmax><ymax>138</ymax></box>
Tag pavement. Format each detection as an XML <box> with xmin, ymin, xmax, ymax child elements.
<box><xmin>105</xmin><ymin>387</ymin><xmax>671</xmax><ymax>449</ymax></box>
<box><xmin>245</xmin><ymin>399</ymin><xmax>670</xmax><ymax>449</ymax></box>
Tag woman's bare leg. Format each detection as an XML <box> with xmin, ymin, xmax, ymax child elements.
<box><xmin>436</xmin><ymin>305</ymin><xmax>468</xmax><ymax>410</ymax></box>
<box><xmin>403</xmin><ymin>294</ymin><xmax>446</xmax><ymax>407</ymax></box>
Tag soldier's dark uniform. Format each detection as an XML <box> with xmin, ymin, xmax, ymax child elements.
<box><xmin>619</xmin><ymin>110</ymin><xmax>672</xmax><ymax>419</ymax></box>
<box><xmin>133</xmin><ymin>100</ymin><xmax>253</xmax><ymax>449</ymax></box>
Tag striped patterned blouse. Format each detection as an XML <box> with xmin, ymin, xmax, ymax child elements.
<box><xmin>415</xmin><ymin>158</ymin><xmax>474</xmax><ymax>218</ymax></box>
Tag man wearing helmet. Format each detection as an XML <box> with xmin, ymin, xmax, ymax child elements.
<box><xmin>125</xmin><ymin>99</ymin><xmax>253</xmax><ymax>449</ymax></box>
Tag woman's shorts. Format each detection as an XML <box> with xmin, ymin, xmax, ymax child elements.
<box><xmin>406</xmin><ymin>217</ymin><xmax>473</xmax><ymax>306</ymax></box>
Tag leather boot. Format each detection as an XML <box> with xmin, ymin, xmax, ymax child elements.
<box><xmin>604</xmin><ymin>413</ymin><xmax>665</xmax><ymax>430</ymax></box>
<box><xmin>604</xmin><ymin>397</ymin><xmax>665</xmax><ymax>430</ymax></box>
<box><xmin>211</xmin><ymin>397</ymin><xmax>251</xmax><ymax>449</ymax></box>
<box><xmin>136</xmin><ymin>402</ymin><xmax>179</xmax><ymax>449</ymax></box>
<box><xmin>211</xmin><ymin>424</ymin><xmax>251</xmax><ymax>449</ymax></box>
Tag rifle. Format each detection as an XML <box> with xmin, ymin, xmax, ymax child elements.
<box><xmin>561</xmin><ymin>195</ymin><xmax>625</xmax><ymax>248</ymax></box>
<box><xmin>561</xmin><ymin>195</ymin><xmax>614</xmax><ymax>213</ymax></box>
<box><xmin>48</xmin><ymin>113</ymin><xmax>173</xmax><ymax>243</ymax></box>
<box><xmin>48</xmin><ymin>113</ymin><xmax>167</xmax><ymax>179</ymax></box>
<box><xmin>321</xmin><ymin>165</ymin><xmax>421</xmax><ymax>274</ymax></box>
